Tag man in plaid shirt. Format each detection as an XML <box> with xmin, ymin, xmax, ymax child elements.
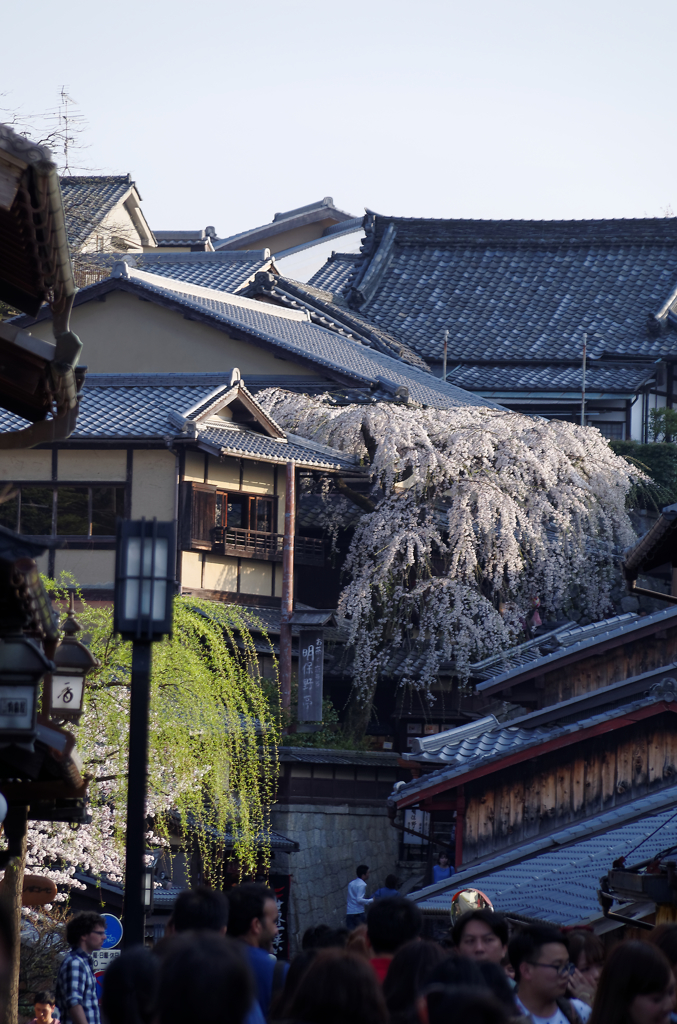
<box><xmin>55</xmin><ymin>913</ymin><xmax>107</xmax><ymax>1024</ymax></box>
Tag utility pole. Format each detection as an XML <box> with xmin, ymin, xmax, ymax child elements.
<box><xmin>123</xmin><ymin>639</ymin><xmax>152</xmax><ymax>947</ymax></box>
<box><xmin>581</xmin><ymin>333</ymin><xmax>587</xmax><ymax>427</ymax></box>
<box><xmin>280</xmin><ymin>461</ymin><xmax>295</xmax><ymax>718</ymax></box>
<box><xmin>442</xmin><ymin>329</ymin><xmax>448</xmax><ymax>381</ymax></box>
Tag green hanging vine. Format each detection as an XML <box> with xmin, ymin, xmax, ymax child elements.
<box><xmin>33</xmin><ymin>578</ymin><xmax>279</xmax><ymax>893</ymax></box>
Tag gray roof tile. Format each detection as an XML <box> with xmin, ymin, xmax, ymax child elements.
<box><xmin>129</xmin><ymin>251</ymin><xmax>273</xmax><ymax>292</ymax></box>
<box><xmin>0</xmin><ymin>375</ymin><xmax>357</xmax><ymax>470</ymax></box>
<box><xmin>476</xmin><ymin>605</ymin><xmax>677</xmax><ymax>693</ymax></box>
<box><xmin>104</xmin><ymin>265</ymin><xmax>502</xmax><ymax>411</ymax></box>
<box><xmin>60</xmin><ymin>175</ymin><xmax>134</xmax><ymax>249</ymax></box>
<box><xmin>393</xmin><ymin>688</ymin><xmax>677</xmax><ymax>799</ymax></box>
<box><xmin>308</xmin><ymin>252</ymin><xmax>363</xmax><ymax>295</ymax></box>
<box><xmin>448</xmin><ymin>361</ymin><xmax>658</xmax><ymax>393</ymax></box>
<box><xmin>411</xmin><ymin>788</ymin><xmax>677</xmax><ymax>925</ymax></box>
<box><xmin>345</xmin><ymin>214</ymin><xmax>677</xmax><ymax>363</ymax></box>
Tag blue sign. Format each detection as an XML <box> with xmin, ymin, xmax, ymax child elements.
<box><xmin>101</xmin><ymin>913</ymin><xmax>123</xmax><ymax>949</ymax></box>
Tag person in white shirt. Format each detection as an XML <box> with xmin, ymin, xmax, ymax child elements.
<box><xmin>509</xmin><ymin>925</ymin><xmax>591</xmax><ymax>1024</ymax></box>
<box><xmin>346</xmin><ymin>864</ymin><xmax>373</xmax><ymax>930</ymax></box>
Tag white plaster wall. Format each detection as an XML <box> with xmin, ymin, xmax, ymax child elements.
<box><xmin>240</xmin><ymin>561</ymin><xmax>272</xmax><ymax>596</ymax></box>
<box><xmin>0</xmin><ymin>451</ymin><xmax>51</xmax><ymax>480</ymax></box>
<box><xmin>180</xmin><ymin>551</ymin><xmax>203</xmax><ymax>589</ymax></box>
<box><xmin>58</xmin><ymin>450</ymin><xmax>127</xmax><ymax>481</ymax></box>
<box><xmin>242</xmin><ymin>461</ymin><xmax>275</xmax><ymax>495</ymax></box>
<box><xmin>26</xmin><ymin>291</ymin><xmax>322</xmax><ymax>376</ymax></box>
<box><xmin>54</xmin><ymin>550</ymin><xmax>115</xmax><ymax>587</ymax></box>
<box><xmin>208</xmin><ymin>456</ymin><xmax>240</xmax><ymax>488</ymax></box>
<box><xmin>131</xmin><ymin>450</ymin><xmax>176</xmax><ymax>520</ymax></box>
<box><xmin>184</xmin><ymin>451</ymin><xmax>205</xmax><ymax>483</ymax></box>
<box><xmin>202</xmin><ymin>555</ymin><xmax>238</xmax><ymax>591</ymax></box>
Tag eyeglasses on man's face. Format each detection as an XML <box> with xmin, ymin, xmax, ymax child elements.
<box><xmin>527</xmin><ymin>960</ymin><xmax>575</xmax><ymax>977</ymax></box>
<box><xmin>90</xmin><ymin>930</ymin><xmax>106</xmax><ymax>936</ymax></box>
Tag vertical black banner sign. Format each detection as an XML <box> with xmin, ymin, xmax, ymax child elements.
<box><xmin>298</xmin><ymin>629</ymin><xmax>323</xmax><ymax>722</ymax></box>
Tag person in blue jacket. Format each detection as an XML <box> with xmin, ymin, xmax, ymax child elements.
<box><xmin>372</xmin><ymin>874</ymin><xmax>400</xmax><ymax>899</ymax></box>
<box><xmin>433</xmin><ymin>851</ymin><xmax>454</xmax><ymax>884</ymax></box>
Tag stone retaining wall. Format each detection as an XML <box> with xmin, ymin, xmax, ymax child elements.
<box><xmin>270</xmin><ymin>802</ymin><xmax>400</xmax><ymax>953</ymax></box>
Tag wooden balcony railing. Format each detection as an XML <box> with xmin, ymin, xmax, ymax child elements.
<box><xmin>212</xmin><ymin>528</ymin><xmax>324</xmax><ymax>567</ymax></box>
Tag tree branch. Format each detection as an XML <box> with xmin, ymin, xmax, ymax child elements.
<box><xmin>335</xmin><ymin>477</ymin><xmax>376</xmax><ymax>513</ymax></box>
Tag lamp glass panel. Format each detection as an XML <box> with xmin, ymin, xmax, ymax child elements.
<box><xmin>0</xmin><ymin>686</ymin><xmax>34</xmax><ymax>730</ymax></box>
<box><xmin>51</xmin><ymin>675</ymin><xmax>85</xmax><ymax>712</ymax></box>
<box><xmin>124</xmin><ymin>537</ymin><xmax>169</xmax><ymax>621</ymax></box>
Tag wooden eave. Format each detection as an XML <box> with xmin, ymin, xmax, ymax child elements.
<box><xmin>394</xmin><ymin>700</ymin><xmax>677</xmax><ymax>810</ymax></box>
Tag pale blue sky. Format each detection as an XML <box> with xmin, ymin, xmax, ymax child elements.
<box><xmin>4</xmin><ymin>0</ymin><xmax>676</xmax><ymax>236</ymax></box>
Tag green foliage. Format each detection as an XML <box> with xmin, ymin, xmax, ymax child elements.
<box><xmin>649</xmin><ymin>407</ymin><xmax>677</xmax><ymax>442</ymax></box>
<box><xmin>610</xmin><ymin>440</ymin><xmax>677</xmax><ymax>510</ymax></box>
<box><xmin>44</xmin><ymin>576</ymin><xmax>280</xmax><ymax>884</ymax></box>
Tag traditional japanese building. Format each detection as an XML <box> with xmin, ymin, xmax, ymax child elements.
<box><xmin>309</xmin><ymin>214</ymin><xmax>677</xmax><ymax>439</ymax></box>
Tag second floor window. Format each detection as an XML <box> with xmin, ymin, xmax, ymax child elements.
<box><xmin>0</xmin><ymin>484</ymin><xmax>125</xmax><ymax>536</ymax></box>
<box><xmin>215</xmin><ymin>492</ymin><xmax>274</xmax><ymax>533</ymax></box>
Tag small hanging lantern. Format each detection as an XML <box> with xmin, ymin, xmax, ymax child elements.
<box><xmin>49</xmin><ymin>593</ymin><xmax>100</xmax><ymax>722</ymax></box>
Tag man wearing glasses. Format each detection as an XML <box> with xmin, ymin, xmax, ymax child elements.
<box><xmin>508</xmin><ymin>925</ymin><xmax>592</xmax><ymax>1024</ymax></box>
<box><xmin>55</xmin><ymin>913</ymin><xmax>107</xmax><ymax>1024</ymax></box>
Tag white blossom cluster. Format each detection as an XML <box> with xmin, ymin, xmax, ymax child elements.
<box><xmin>259</xmin><ymin>389</ymin><xmax>639</xmax><ymax>700</ymax></box>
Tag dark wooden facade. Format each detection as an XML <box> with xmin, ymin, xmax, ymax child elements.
<box><xmin>481</xmin><ymin>619</ymin><xmax>677</xmax><ymax>709</ymax></box>
<box><xmin>411</xmin><ymin>703</ymin><xmax>677</xmax><ymax>867</ymax></box>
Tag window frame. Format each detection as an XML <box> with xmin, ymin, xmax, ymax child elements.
<box><xmin>0</xmin><ymin>480</ymin><xmax>127</xmax><ymax>547</ymax></box>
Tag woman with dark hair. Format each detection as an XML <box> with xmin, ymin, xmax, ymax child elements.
<box><xmin>157</xmin><ymin>932</ymin><xmax>254</xmax><ymax>1024</ymax></box>
<box><xmin>101</xmin><ymin>948</ymin><xmax>159</xmax><ymax>1024</ymax></box>
<box><xmin>424</xmin><ymin>984</ymin><xmax>510</xmax><ymax>1024</ymax></box>
<box><xmin>269</xmin><ymin>950</ymin><xmax>317</xmax><ymax>1021</ymax></box>
<box><xmin>426</xmin><ymin>953</ymin><xmax>486</xmax><ymax>989</ymax></box>
<box><xmin>284</xmin><ymin>950</ymin><xmax>388</xmax><ymax>1024</ymax></box>
<box><xmin>589</xmin><ymin>941</ymin><xmax>675</xmax><ymax>1024</ymax></box>
<box><xmin>566</xmin><ymin>929</ymin><xmax>605</xmax><ymax>1006</ymax></box>
<box><xmin>382</xmin><ymin>940</ymin><xmax>448</xmax><ymax>1023</ymax></box>
<box><xmin>477</xmin><ymin>960</ymin><xmax>518</xmax><ymax>1015</ymax></box>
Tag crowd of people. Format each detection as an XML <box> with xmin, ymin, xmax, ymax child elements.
<box><xmin>6</xmin><ymin>876</ymin><xmax>677</xmax><ymax>1024</ymax></box>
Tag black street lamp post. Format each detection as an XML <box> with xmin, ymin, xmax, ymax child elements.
<box><xmin>114</xmin><ymin>518</ymin><xmax>175</xmax><ymax>948</ymax></box>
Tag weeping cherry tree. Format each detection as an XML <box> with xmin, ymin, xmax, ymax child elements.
<box><xmin>258</xmin><ymin>389</ymin><xmax>639</xmax><ymax>740</ymax></box>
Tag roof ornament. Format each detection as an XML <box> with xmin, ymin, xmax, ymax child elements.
<box><xmin>230</xmin><ymin>368</ymin><xmax>241</xmax><ymax>387</ymax></box>
<box><xmin>111</xmin><ymin>260</ymin><xmax>130</xmax><ymax>279</ymax></box>
<box><xmin>650</xmin><ymin>677</ymin><xmax>677</xmax><ymax>702</ymax></box>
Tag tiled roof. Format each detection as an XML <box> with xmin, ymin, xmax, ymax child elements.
<box><xmin>0</xmin><ymin>375</ymin><xmax>358</xmax><ymax>471</ymax></box>
<box><xmin>410</xmin><ymin>788</ymin><xmax>677</xmax><ymax>925</ymax></box>
<box><xmin>244</xmin><ymin>272</ymin><xmax>431</xmax><ymax>371</ymax></box>
<box><xmin>391</xmin><ymin>689</ymin><xmax>677</xmax><ymax>803</ymax></box>
<box><xmin>128</xmin><ymin>251</ymin><xmax>273</xmax><ymax>292</ymax></box>
<box><xmin>296</xmin><ymin>494</ymin><xmax>364</xmax><ymax>531</ymax></box>
<box><xmin>469</xmin><ymin>614</ymin><xmax>637</xmax><ymax>681</ymax></box>
<box><xmin>343</xmin><ymin>213</ymin><xmax>677</xmax><ymax>363</ymax></box>
<box><xmin>309</xmin><ymin>253</ymin><xmax>363</xmax><ymax>296</ymax></box>
<box><xmin>198</xmin><ymin>423</ymin><xmax>356</xmax><ymax>470</ymax></box>
<box><xmin>59</xmin><ymin>175</ymin><xmax>134</xmax><ymax>248</ymax></box>
<box><xmin>102</xmin><ymin>264</ymin><xmax>501</xmax><ymax>411</ymax></box>
<box><xmin>215</xmin><ymin>198</ymin><xmax>356</xmax><ymax>252</ymax></box>
<box><xmin>448</xmin><ymin>361</ymin><xmax>658</xmax><ymax>394</ymax></box>
<box><xmin>476</xmin><ymin>604</ymin><xmax>677</xmax><ymax>695</ymax></box>
<box><xmin>153</xmin><ymin>228</ymin><xmax>217</xmax><ymax>248</ymax></box>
